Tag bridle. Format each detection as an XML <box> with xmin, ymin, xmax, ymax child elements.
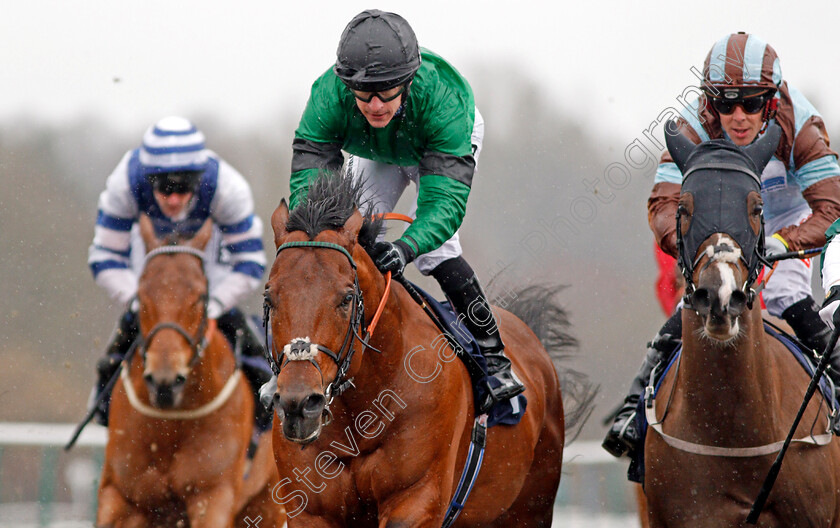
<box><xmin>138</xmin><ymin>245</ymin><xmax>211</xmax><ymax>368</ymax></box>
<box><xmin>675</xmin><ymin>164</ymin><xmax>766</xmax><ymax>310</ymax></box>
<box><xmin>263</xmin><ymin>241</ymin><xmax>389</xmax><ymax>420</ymax></box>
<box><xmin>678</xmin><ymin>233</ymin><xmax>757</xmax><ymax>310</ymax></box>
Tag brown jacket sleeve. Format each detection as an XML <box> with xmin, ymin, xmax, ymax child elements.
<box><xmin>648</xmin><ymin>182</ymin><xmax>681</xmax><ymax>258</ymax></box>
<box><xmin>776</xmin><ymin>176</ymin><xmax>840</xmax><ymax>250</ymax></box>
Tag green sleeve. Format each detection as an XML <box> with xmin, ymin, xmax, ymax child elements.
<box><xmin>289</xmin><ymin>69</ymin><xmax>349</xmax><ymax>210</ymax></box>
<box><xmin>400</xmin><ymin>175</ymin><xmax>470</xmax><ymax>256</ymax></box>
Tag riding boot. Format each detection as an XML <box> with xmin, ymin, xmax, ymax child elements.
<box><xmin>89</xmin><ymin>309</ymin><xmax>139</xmax><ymax>426</ymax></box>
<box><xmin>217</xmin><ymin>309</ymin><xmax>274</xmax><ymax>433</ymax></box>
<box><xmin>431</xmin><ymin>257</ymin><xmax>525</xmax><ymax>414</ymax></box>
<box><xmin>602</xmin><ymin>309</ymin><xmax>682</xmax><ymax>458</ymax></box>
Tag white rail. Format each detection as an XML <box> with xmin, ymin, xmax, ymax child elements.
<box><xmin>0</xmin><ymin>422</ymin><xmax>106</xmax><ymax>447</ymax></box>
<box><xmin>0</xmin><ymin>421</ymin><xmax>616</xmax><ymax>463</ymax></box>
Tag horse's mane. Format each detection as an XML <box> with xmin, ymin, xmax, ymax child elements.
<box><xmin>286</xmin><ymin>171</ymin><xmax>383</xmax><ymax>252</ymax></box>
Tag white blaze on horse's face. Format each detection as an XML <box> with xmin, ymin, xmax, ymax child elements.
<box><xmin>706</xmin><ymin>235</ymin><xmax>741</xmax><ymax>308</ymax></box>
<box><xmin>698</xmin><ymin>234</ymin><xmax>745</xmax><ymax>343</ymax></box>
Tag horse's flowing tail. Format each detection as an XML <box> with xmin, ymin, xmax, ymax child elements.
<box><xmin>499</xmin><ymin>284</ymin><xmax>597</xmax><ymax>442</ymax></box>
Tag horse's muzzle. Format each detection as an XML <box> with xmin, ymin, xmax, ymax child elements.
<box><xmin>143</xmin><ymin>372</ymin><xmax>188</xmax><ymax>409</ymax></box>
<box><xmin>693</xmin><ymin>287</ymin><xmax>744</xmax><ymax>341</ymax></box>
<box><xmin>276</xmin><ymin>391</ymin><xmax>326</xmax><ymax>443</ymax></box>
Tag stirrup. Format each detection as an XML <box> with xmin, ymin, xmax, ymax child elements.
<box><xmin>488</xmin><ymin>371</ymin><xmax>525</xmax><ymax>400</ymax></box>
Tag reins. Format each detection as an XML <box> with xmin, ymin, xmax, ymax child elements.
<box><xmin>65</xmin><ymin>244</ymin><xmax>233</xmax><ymax>448</ymax></box>
<box><xmin>121</xmin><ymin>246</ymin><xmax>244</xmax><ymax>419</ymax></box>
<box><xmin>649</xmin><ymin>243</ymin><xmax>835</xmax><ymax>457</ymax></box>
<box><xmin>265</xmin><ymin>213</ymin><xmax>488</xmax><ymax>527</ymax></box>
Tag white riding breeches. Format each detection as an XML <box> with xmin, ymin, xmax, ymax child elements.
<box><xmin>763</xmin><ymin>206</ymin><xmax>815</xmax><ymax>317</ymax></box>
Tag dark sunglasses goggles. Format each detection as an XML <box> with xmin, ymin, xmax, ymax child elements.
<box><xmin>350</xmin><ymin>83</ymin><xmax>407</xmax><ymax>103</ymax></box>
<box><xmin>149</xmin><ymin>172</ymin><xmax>201</xmax><ymax>195</ymax></box>
<box><xmin>709</xmin><ymin>90</ymin><xmax>773</xmax><ymax>115</ymax></box>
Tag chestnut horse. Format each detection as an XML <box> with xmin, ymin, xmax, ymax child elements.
<box><xmin>643</xmin><ymin>127</ymin><xmax>840</xmax><ymax>527</ymax></box>
<box><xmin>97</xmin><ymin>216</ymin><xmax>284</xmax><ymax>527</ymax></box>
<box><xmin>263</xmin><ymin>175</ymin><xmax>592</xmax><ymax>527</ymax></box>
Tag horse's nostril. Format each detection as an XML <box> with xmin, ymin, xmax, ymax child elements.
<box><xmin>301</xmin><ymin>393</ymin><xmax>326</xmax><ymax>418</ymax></box>
<box><xmin>143</xmin><ymin>373</ymin><xmax>154</xmax><ymax>385</ymax></box>
<box><xmin>693</xmin><ymin>289</ymin><xmax>712</xmax><ymax>315</ymax></box>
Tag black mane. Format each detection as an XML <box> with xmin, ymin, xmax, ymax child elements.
<box><xmin>286</xmin><ymin>171</ymin><xmax>383</xmax><ymax>252</ymax></box>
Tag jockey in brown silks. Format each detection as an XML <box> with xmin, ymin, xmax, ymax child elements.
<box><xmin>604</xmin><ymin>33</ymin><xmax>840</xmax><ymax>458</ymax></box>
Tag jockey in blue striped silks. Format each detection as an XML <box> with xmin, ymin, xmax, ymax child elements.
<box><xmin>87</xmin><ymin>116</ymin><xmax>271</xmax><ymax>431</ymax></box>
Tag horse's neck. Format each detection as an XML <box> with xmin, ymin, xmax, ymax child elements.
<box><xmin>676</xmin><ymin>307</ymin><xmax>778</xmax><ymax>437</ymax></box>
<box><xmin>343</xmin><ymin>280</ymin><xmax>455</xmax><ymax>415</ymax></box>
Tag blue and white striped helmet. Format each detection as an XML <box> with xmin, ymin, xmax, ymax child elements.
<box><xmin>139</xmin><ymin>116</ymin><xmax>209</xmax><ymax>175</ymax></box>
<box><xmin>703</xmin><ymin>33</ymin><xmax>782</xmax><ymax>93</ymax></box>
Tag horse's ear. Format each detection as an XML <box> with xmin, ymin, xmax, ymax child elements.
<box><xmin>340</xmin><ymin>209</ymin><xmax>364</xmax><ymax>246</ymax></box>
<box><xmin>186</xmin><ymin>219</ymin><xmax>213</xmax><ymax>250</ymax></box>
<box><xmin>743</xmin><ymin>123</ymin><xmax>781</xmax><ymax>174</ymax></box>
<box><xmin>664</xmin><ymin>120</ymin><xmax>697</xmax><ymax>174</ymax></box>
<box><xmin>272</xmin><ymin>199</ymin><xmax>290</xmax><ymax>248</ymax></box>
<box><xmin>138</xmin><ymin>214</ymin><xmax>163</xmax><ymax>252</ymax></box>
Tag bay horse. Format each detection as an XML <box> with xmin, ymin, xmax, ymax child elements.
<box><xmin>263</xmin><ymin>175</ymin><xmax>593</xmax><ymax>527</ymax></box>
<box><xmin>643</xmin><ymin>125</ymin><xmax>840</xmax><ymax>527</ymax></box>
<box><xmin>97</xmin><ymin>216</ymin><xmax>284</xmax><ymax>527</ymax></box>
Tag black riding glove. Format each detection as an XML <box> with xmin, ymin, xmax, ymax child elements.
<box><xmin>370</xmin><ymin>240</ymin><xmax>415</xmax><ymax>276</ymax></box>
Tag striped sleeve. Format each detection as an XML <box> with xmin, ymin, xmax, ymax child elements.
<box><xmin>208</xmin><ymin>159</ymin><xmax>266</xmax><ymax>311</ymax></box>
<box><xmin>88</xmin><ymin>152</ymin><xmax>140</xmax><ymax>304</ymax></box>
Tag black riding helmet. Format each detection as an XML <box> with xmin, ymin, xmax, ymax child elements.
<box><xmin>334</xmin><ymin>9</ymin><xmax>421</xmax><ymax>92</ymax></box>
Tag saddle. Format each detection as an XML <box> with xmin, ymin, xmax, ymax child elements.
<box><xmin>407</xmin><ymin>281</ymin><xmax>527</xmax><ymax>427</ymax></box>
<box><xmin>628</xmin><ymin>323</ymin><xmax>837</xmax><ymax>484</ymax></box>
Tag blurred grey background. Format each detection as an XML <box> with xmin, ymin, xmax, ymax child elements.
<box><xmin>1</xmin><ymin>1</ymin><xmax>838</xmax><ymax>443</ymax></box>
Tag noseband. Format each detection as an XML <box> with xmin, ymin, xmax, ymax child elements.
<box><xmin>138</xmin><ymin>245</ymin><xmax>210</xmax><ymax>367</ymax></box>
<box><xmin>681</xmin><ymin>238</ymin><xmax>756</xmax><ymax>310</ymax></box>
<box><xmin>264</xmin><ymin>241</ymin><xmax>378</xmax><ymax>415</ymax></box>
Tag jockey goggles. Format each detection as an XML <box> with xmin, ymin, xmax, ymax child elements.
<box><xmin>149</xmin><ymin>171</ymin><xmax>201</xmax><ymax>196</ymax></box>
<box><xmin>350</xmin><ymin>83</ymin><xmax>407</xmax><ymax>103</ymax></box>
<box><xmin>708</xmin><ymin>88</ymin><xmax>773</xmax><ymax>115</ymax></box>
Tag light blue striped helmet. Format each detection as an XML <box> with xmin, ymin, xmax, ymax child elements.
<box><xmin>139</xmin><ymin>116</ymin><xmax>209</xmax><ymax>175</ymax></box>
<box><xmin>703</xmin><ymin>33</ymin><xmax>782</xmax><ymax>93</ymax></box>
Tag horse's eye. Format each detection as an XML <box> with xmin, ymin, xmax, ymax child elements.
<box><xmin>340</xmin><ymin>292</ymin><xmax>354</xmax><ymax>308</ymax></box>
<box><xmin>752</xmin><ymin>204</ymin><xmax>763</xmax><ymax>215</ymax></box>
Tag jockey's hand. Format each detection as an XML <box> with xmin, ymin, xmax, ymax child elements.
<box><xmin>764</xmin><ymin>233</ymin><xmax>788</xmax><ymax>259</ymax></box>
<box><xmin>820</xmin><ymin>285</ymin><xmax>840</xmax><ymax>330</ymax></box>
<box><xmin>370</xmin><ymin>240</ymin><xmax>415</xmax><ymax>276</ymax></box>
<box><xmin>207</xmin><ymin>297</ymin><xmax>224</xmax><ymax>320</ymax></box>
